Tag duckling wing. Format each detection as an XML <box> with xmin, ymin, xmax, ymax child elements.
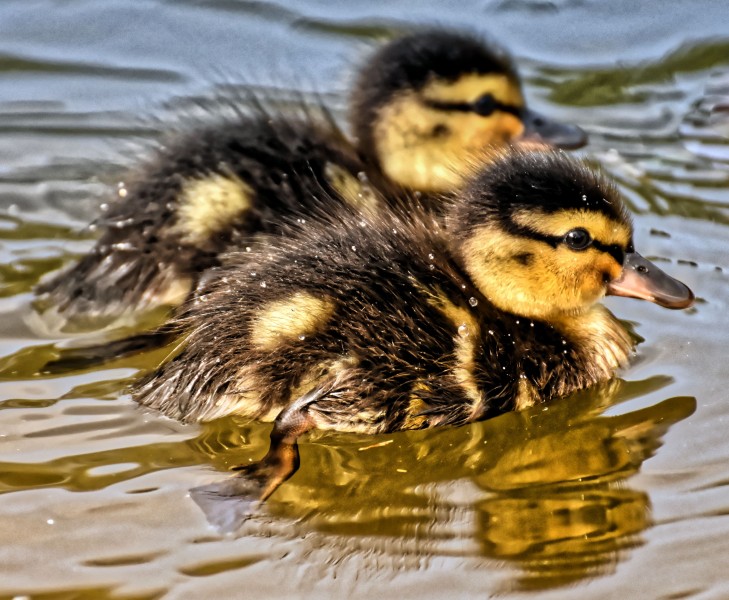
<box><xmin>33</xmin><ymin>112</ymin><xmax>368</xmax><ymax>331</ymax></box>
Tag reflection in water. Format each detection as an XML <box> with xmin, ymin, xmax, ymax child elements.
<box><xmin>0</xmin><ymin>373</ymin><xmax>695</xmax><ymax>589</ymax></box>
<box><xmin>541</xmin><ymin>39</ymin><xmax>729</xmax><ymax>108</ymax></box>
<box><xmin>266</xmin><ymin>379</ymin><xmax>695</xmax><ymax>589</ymax></box>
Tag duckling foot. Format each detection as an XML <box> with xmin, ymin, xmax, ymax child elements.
<box><xmin>190</xmin><ymin>444</ymin><xmax>301</xmax><ymax>532</ymax></box>
<box><xmin>190</xmin><ymin>394</ymin><xmax>320</xmax><ymax>532</ymax></box>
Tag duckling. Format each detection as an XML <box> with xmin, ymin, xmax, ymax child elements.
<box><xmin>34</xmin><ymin>28</ymin><xmax>585</xmax><ymax>328</ymax></box>
<box><xmin>351</xmin><ymin>28</ymin><xmax>587</xmax><ymax>194</ymax></box>
<box><xmin>132</xmin><ymin>148</ymin><xmax>693</xmax><ymax>508</ymax></box>
<box><xmin>33</xmin><ymin>110</ymin><xmax>377</xmax><ymax>329</ymax></box>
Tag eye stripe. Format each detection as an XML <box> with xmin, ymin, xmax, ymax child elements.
<box><xmin>507</xmin><ymin>222</ymin><xmax>625</xmax><ymax>264</ymax></box>
<box><xmin>423</xmin><ymin>98</ymin><xmax>522</xmax><ymax>118</ymax></box>
<box><xmin>592</xmin><ymin>240</ymin><xmax>625</xmax><ymax>264</ymax></box>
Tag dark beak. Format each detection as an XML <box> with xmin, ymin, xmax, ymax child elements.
<box><xmin>607</xmin><ymin>252</ymin><xmax>694</xmax><ymax>309</ymax></box>
<box><xmin>519</xmin><ymin>107</ymin><xmax>588</xmax><ymax>150</ymax></box>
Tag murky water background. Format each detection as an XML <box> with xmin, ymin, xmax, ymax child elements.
<box><xmin>0</xmin><ymin>1</ymin><xmax>728</xmax><ymax>598</ymax></box>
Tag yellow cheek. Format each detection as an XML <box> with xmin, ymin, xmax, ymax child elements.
<box><xmin>472</xmin><ymin>114</ymin><xmax>525</xmax><ymax>146</ymax></box>
<box><xmin>558</xmin><ymin>251</ymin><xmax>619</xmax><ymax>304</ymax></box>
<box><xmin>442</xmin><ymin>113</ymin><xmax>525</xmax><ymax>152</ymax></box>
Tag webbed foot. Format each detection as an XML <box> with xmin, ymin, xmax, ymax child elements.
<box><xmin>191</xmin><ymin>441</ymin><xmax>301</xmax><ymax>532</ymax></box>
<box><xmin>190</xmin><ymin>383</ymin><xmax>325</xmax><ymax>531</ymax></box>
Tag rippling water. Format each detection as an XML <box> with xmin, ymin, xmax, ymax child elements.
<box><xmin>1</xmin><ymin>1</ymin><xmax>728</xmax><ymax>598</ymax></box>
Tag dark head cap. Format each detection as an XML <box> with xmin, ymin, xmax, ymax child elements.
<box><xmin>453</xmin><ymin>148</ymin><xmax>629</xmax><ymax>233</ymax></box>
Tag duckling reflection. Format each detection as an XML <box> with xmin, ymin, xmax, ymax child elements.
<box><xmin>0</xmin><ymin>374</ymin><xmax>694</xmax><ymax>590</ymax></box>
<box><xmin>190</xmin><ymin>380</ymin><xmax>693</xmax><ymax>589</ymax></box>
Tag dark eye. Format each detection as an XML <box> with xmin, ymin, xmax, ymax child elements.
<box><xmin>473</xmin><ymin>94</ymin><xmax>497</xmax><ymax>116</ymax></box>
<box><xmin>564</xmin><ymin>228</ymin><xmax>592</xmax><ymax>250</ymax></box>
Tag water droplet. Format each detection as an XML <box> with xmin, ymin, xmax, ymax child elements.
<box><xmin>488</xmin><ymin>330</ymin><xmax>494</xmax><ymax>335</ymax></box>
<box><xmin>458</xmin><ymin>324</ymin><xmax>469</xmax><ymax>337</ymax></box>
<box><xmin>561</xmin><ymin>339</ymin><xmax>567</xmax><ymax>345</ymax></box>
<box><xmin>429</xmin><ymin>264</ymin><xmax>435</xmax><ymax>270</ymax></box>
<box><xmin>245</xmin><ymin>246</ymin><xmax>251</xmax><ymax>252</ymax></box>
<box><xmin>515</xmin><ymin>319</ymin><xmax>520</xmax><ymax>324</ymax></box>
<box><xmin>260</xmin><ymin>281</ymin><xmax>267</xmax><ymax>288</ymax></box>
<box><xmin>357</xmin><ymin>171</ymin><xmax>369</xmax><ymax>183</ymax></box>
<box><xmin>100</xmin><ymin>203</ymin><xmax>109</xmax><ymax>212</ymax></box>
<box><xmin>298</xmin><ymin>334</ymin><xmax>306</xmax><ymax>341</ymax></box>
<box><xmin>468</xmin><ymin>297</ymin><xmax>478</xmax><ymax>307</ymax></box>
<box><xmin>111</xmin><ymin>242</ymin><xmax>134</xmax><ymax>251</ymax></box>
<box><xmin>351</xmin><ymin>245</ymin><xmax>357</xmax><ymax>252</ymax></box>
<box><xmin>46</xmin><ymin>519</ymin><xmax>54</xmax><ymax>525</ymax></box>
<box><xmin>118</xmin><ymin>188</ymin><xmax>128</xmax><ymax>198</ymax></box>
<box><xmin>428</xmin><ymin>253</ymin><xmax>435</xmax><ymax>261</ymax></box>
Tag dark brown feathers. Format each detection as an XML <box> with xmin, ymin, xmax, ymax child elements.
<box><xmin>133</xmin><ymin>149</ymin><xmax>637</xmax><ymax>431</ymax></box>
<box><xmin>34</xmin><ymin>107</ymin><xmax>374</xmax><ymax>326</ymax></box>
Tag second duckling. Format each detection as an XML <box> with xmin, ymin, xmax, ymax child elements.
<box><xmin>133</xmin><ymin>148</ymin><xmax>693</xmax><ymax>507</ymax></box>
<box><xmin>34</xmin><ymin>28</ymin><xmax>585</xmax><ymax>329</ymax></box>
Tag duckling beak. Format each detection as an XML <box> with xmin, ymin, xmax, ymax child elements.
<box><xmin>519</xmin><ymin>108</ymin><xmax>588</xmax><ymax>150</ymax></box>
<box><xmin>607</xmin><ymin>252</ymin><xmax>694</xmax><ymax>309</ymax></box>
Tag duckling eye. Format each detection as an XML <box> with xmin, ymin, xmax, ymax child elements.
<box><xmin>564</xmin><ymin>228</ymin><xmax>592</xmax><ymax>250</ymax></box>
<box><xmin>473</xmin><ymin>94</ymin><xmax>497</xmax><ymax>116</ymax></box>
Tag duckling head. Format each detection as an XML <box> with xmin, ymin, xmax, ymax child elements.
<box><xmin>350</xmin><ymin>29</ymin><xmax>587</xmax><ymax>194</ymax></box>
<box><xmin>450</xmin><ymin>149</ymin><xmax>694</xmax><ymax>321</ymax></box>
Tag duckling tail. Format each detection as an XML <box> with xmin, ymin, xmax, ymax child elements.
<box><xmin>39</xmin><ymin>324</ymin><xmax>181</xmax><ymax>375</ymax></box>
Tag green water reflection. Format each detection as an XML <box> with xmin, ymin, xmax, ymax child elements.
<box><xmin>537</xmin><ymin>39</ymin><xmax>729</xmax><ymax>107</ymax></box>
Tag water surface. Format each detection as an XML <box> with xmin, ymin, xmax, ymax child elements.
<box><xmin>1</xmin><ymin>1</ymin><xmax>728</xmax><ymax>598</ymax></box>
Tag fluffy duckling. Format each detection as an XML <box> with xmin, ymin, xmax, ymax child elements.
<box><xmin>33</xmin><ymin>111</ymin><xmax>377</xmax><ymax>328</ymax></box>
<box><xmin>132</xmin><ymin>148</ymin><xmax>693</xmax><ymax>506</ymax></box>
<box><xmin>351</xmin><ymin>28</ymin><xmax>586</xmax><ymax>194</ymax></box>
<box><xmin>34</xmin><ymin>28</ymin><xmax>585</xmax><ymax>328</ymax></box>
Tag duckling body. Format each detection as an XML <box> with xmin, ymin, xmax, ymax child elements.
<box><xmin>35</xmin><ymin>112</ymin><xmax>380</xmax><ymax>324</ymax></box>
<box><xmin>133</xmin><ymin>149</ymin><xmax>692</xmax><ymax>505</ymax></box>
<box><xmin>136</xmin><ymin>207</ymin><xmax>630</xmax><ymax>429</ymax></box>
<box><xmin>35</xmin><ymin>28</ymin><xmax>585</xmax><ymax>327</ymax></box>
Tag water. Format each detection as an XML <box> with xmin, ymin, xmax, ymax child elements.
<box><xmin>1</xmin><ymin>0</ymin><xmax>728</xmax><ymax>598</ymax></box>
